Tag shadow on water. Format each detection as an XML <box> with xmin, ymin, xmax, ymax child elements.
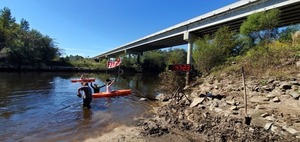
<box><xmin>0</xmin><ymin>72</ymin><xmax>160</xmax><ymax>142</ymax></box>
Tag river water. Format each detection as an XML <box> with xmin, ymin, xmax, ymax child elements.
<box><xmin>0</xmin><ymin>72</ymin><xmax>160</xmax><ymax>142</ymax></box>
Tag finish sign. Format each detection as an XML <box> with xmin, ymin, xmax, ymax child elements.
<box><xmin>168</xmin><ymin>64</ymin><xmax>192</xmax><ymax>72</ymax></box>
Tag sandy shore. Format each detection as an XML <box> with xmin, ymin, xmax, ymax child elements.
<box><xmin>84</xmin><ymin>125</ymin><xmax>145</xmax><ymax>142</ymax></box>
<box><xmin>84</xmin><ymin>124</ymin><xmax>198</xmax><ymax>142</ymax></box>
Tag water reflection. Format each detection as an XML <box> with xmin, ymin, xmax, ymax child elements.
<box><xmin>0</xmin><ymin>72</ymin><xmax>159</xmax><ymax>142</ymax></box>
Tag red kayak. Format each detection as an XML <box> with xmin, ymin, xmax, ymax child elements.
<box><xmin>92</xmin><ymin>89</ymin><xmax>131</xmax><ymax>98</ymax></box>
<box><xmin>71</xmin><ymin>78</ymin><xmax>95</xmax><ymax>83</ymax></box>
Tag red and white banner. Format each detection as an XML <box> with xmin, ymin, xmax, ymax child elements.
<box><xmin>107</xmin><ymin>58</ymin><xmax>122</xmax><ymax>69</ymax></box>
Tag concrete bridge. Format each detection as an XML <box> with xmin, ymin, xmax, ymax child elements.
<box><xmin>94</xmin><ymin>0</ymin><xmax>300</xmax><ymax>63</ymax></box>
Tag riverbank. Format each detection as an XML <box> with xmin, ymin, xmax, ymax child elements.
<box><xmin>84</xmin><ymin>66</ymin><xmax>300</xmax><ymax>141</ymax></box>
<box><xmin>0</xmin><ymin>65</ymin><xmax>107</xmax><ymax>72</ymax></box>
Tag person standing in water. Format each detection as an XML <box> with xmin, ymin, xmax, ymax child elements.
<box><xmin>105</xmin><ymin>79</ymin><xmax>115</xmax><ymax>93</ymax></box>
<box><xmin>77</xmin><ymin>82</ymin><xmax>93</xmax><ymax>109</ymax></box>
<box><xmin>90</xmin><ymin>83</ymin><xmax>105</xmax><ymax>93</ymax></box>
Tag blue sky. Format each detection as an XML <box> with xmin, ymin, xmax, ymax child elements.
<box><xmin>0</xmin><ymin>0</ymin><xmax>237</xmax><ymax>57</ymax></box>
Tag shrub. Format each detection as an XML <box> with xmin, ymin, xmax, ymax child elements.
<box><xmin>193</xmin><ymin>26</ymin><xmax>237</xmax><ymax>74</ymax></box>
<box><xmin>157</xmin><ymin>71</ymin><xmax>185</xmax><ymax>95</ymax></box>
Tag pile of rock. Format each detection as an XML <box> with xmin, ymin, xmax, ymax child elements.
<box><xmin>144</xmin><ymin>75</ymin><xmax>300</xmax><ymax>141</ymax></box>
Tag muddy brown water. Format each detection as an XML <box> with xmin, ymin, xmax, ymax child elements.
<box><xmin>0</xmin><ymin>72</ymin><xmax>159</xmax><ymax>142</ymax></box>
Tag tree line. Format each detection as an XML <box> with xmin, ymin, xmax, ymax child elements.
<box><xmin>1</xmin><ymin>7</ymin><xmax>300</xmax><ymax>77</ymax></box>
<box><xmin>0</xmin><ymin>7</ymin><xmax>187</xmax><ymax>71</ymax></box>
<box><xmin>0</xmin><ymin>7</ymin><xmax>61</xmax><ymax>66</ymax></box>
<box><xmin>155</xmin><ymin>9</ymin><xmax>300</xmax><ymax>94</ymax></box>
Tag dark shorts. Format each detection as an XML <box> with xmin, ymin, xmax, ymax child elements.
<box><xmin>83</xmin><ymin>98</ymin><xmax>92</xmax><ymax>109</ymax></box>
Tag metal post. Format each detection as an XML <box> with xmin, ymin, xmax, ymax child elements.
<box><xmin>242</xmin><ymin>67</ymin><xmax>247</xmax><ymax>115</ymax></box>
<box><xmin>242</xmin><ymin>67</ymin><xmax>251</xmax><ymax>125</ymax></box>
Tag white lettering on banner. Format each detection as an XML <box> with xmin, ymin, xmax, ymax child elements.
<box><xmin>107</xmin><ymin>58</ymin><xmax>122</xmax><ymax>69</ymax></box>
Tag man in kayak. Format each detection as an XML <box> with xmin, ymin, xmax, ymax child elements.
<box><xmin>106</xmin><ymin>79</ymin><xmax>116</xmax><ymax>93</ymax></box>
<box><xmin>77</xmin><ymin>82</ymin><xmax>93</xmax><ymax>109</ymax></box>
<box><xmin>90</xmin><ymin>83</ymin><xmax>105</xmax><ymax>93</ymax></box>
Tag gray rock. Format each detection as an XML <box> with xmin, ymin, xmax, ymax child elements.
<box><xmin>178</xmin><ymin>113</ymin><xmax>184</xmax><ymax>120</ymax></box>
<box><xmin>262</xmin><ymin>85</ymin><xmax>274</xmax><ymax>92</ymax></box>
<box><xmin>189</xmin><ymin>97</ymin><xmax>205</xmax><ymax>108</ymax></box>
<box><xmin>263</xmin><ymin>97</ymin><xmax>270</xmax><ymax>101</ymax></box>
<box><xmin>290</xmin><ymin>81</ymin><xmax>300</xmax><ymax>86</ymax></box>
<box><xmin>155</xmin><ymin>93</ymin><xmax>169</xmax><ymax>101</ymax></box>
<box><xmin>230</xmin><ymin>106</ymin><xmax>239</xmax><ymax>111</ymax></box>
<box><xmin>190</xmin><ymin>91</ymin><xmax>200</xmax><ymax>98</ymax></box>
<box><xmin>249</xmin><ymin>127</ymin><xmax>255</xmax><ymax>133</ymax></box>
<box><xmin>261</xmin><ymin>113</ymin><xmax>269</xmax><ymax>117</ymax></box>
<box><xmin>184</xmin><ymin>108</ymin><xmax>193</xmax><ymax>116</ymax></box>
<box><xmin>272</xmin><ymin>97</ymin><xmax>280</xmax><ymax>102</ymax></box>
<box><xmin>266</xmin><ymin>93</ymin><xmax>276</xmax><ymax>98</ymax></box>
<box><xmin>292</xmin><ymin>85</ymin><xmax>299</xmax><ymax>91</ymax></box>
<box><xmin>296</xmin><ymin>61</ymin><xmax>300</xmax><ymax>68</ymax></box>
<box><xmin>282</xmin><ymin>125</ymin><xmax>300</xmax><ymax>135</ymax></box>
<box><xmin>271</xmin><ymin>125</ymin><xmax>280</xmax><ymax>134</ymax></box>
<box><xmin>280</xmin><ymin>82</ymin><xmax>292</xmax><ymax>90</ymax></box>
<box><xmin>214</xmin><ymin>108</ymin><xmax>223</xmax><ymax>113</ymax></box>
<box><xmin>267</xmin><ymin>78</ymin><xmax>275</xmax><ymax>84</ymax></box>
<box><xmin>140</xmin><ymin>98</ymin><xmax>147</xmax><ymax>101</ymax></box>
<box><xmin>290</xmin><ymin>91</ymin><xmax>300</xmax><ymax>99</ymax></box>
<box><xmin>253</xmin><ymin>86</ymin><xmax>260</xmax><ymax>92</ymax></box>
<box><xmin>232</xmin><ymin>111</ymin><xmax>239</xmax><ymax>115</ymax></box>
<box><xmin>197</xmin><ymin>105</ymin><xmax>206</xmax><ymax>109</ymax></box>
<box><xmin>264</xmin><ymin>122</ymin><xmax>274</xmax><ymax>130</ymax></box>
<box><xmin>226</xmin><ymin>100</ymin><xmax>236</xmax><ymax>106</ymax></box>
<box><xmin>265</xmin><ymin>115</ymin><xmax>276</xmax><ymax>121</ymax></box>
<box><xmin>187</xmin><ymin>114</ymin><xmax>195</xmax><ymax>122</ymax></box>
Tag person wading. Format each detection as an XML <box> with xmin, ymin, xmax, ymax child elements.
<box><xmin>90</xmin><ymin>82</ymin><xmax>105</xmax><ymax>93</ymax></box>
<box><xmin>77</xmin><ymin>82</ymin><xmax>93</xmax><ymax>109</ymax></box>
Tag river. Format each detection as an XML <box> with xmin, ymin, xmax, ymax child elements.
<box><xmin>0</xmin><ymin>72</ymin><xmax>160</xmax><ymax>142</ymax></box>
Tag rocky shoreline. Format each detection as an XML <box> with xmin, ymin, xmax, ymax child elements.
<box><xmin>84</xmin><ymin>72</ymin><xmax>300</xmax><ymax>142</ymax></box>
<box><xmin>139</xmin><ymin>73</ymin><xmax>300</xmax><ymax>141</ymax></box>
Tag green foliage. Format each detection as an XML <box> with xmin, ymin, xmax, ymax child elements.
<box><xmin>193</xmin><ymin>26</ymin><xmax>237</xmax><ymax>74</ymax></box>
<box><xmin>240</xmin><ymin>9</ymin><xmax>280</xmax><ymax>44</ymax></box>
<box><xmin>165</xmin><ymin>48</ymin><xmax>186</xmax><ymax>65</ymax></box>
<box><xmin>158</xmin><ymin>71</ymin><xmax>185</xmax><ymax>94</ymax></box>
<box><xmin>141</xmin><ymin>50</ymin><xmax>166</xmax><ymax>73</ymax></box>
<box><xmin>259</xmin><ymin>80</ymin><xmax>268</xmax><ymax>85</ymax></box>
<box><xmin>121</xmin><ymin>55</ymin><xmax>134</xmax><ymax>67</ymax></box>
<box><xmin>57</xmin><ymin>55</ymin><xmax>107</xmax><ymax>70</ymax></box>
<box><xmin>0</xmin><ymin>7</ymin><xmax>61</xmax><ymax>65</ymax></box>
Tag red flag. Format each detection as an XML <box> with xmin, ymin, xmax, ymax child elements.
<box><xmin>107</xmin><ymin>58</ymin><xmax>122</xmax><ymax>69</ymax></box>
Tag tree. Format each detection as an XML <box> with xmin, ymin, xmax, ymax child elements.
<box><xmin>0</xmin><ymin>7</ymin><xmax>61</xmax><ymax>65</ymax></box>
<box><xmin>166</xmin><ymin>48</ymin><xmax>186</xmax><ymax>65</ymax></box>
<box><xmin>141</xmin><ymin>50</ymin><xmax>166</xmax><ymax>73</ymax></box>
<box><xmin>0</xmin><ymin>7</ymin><xmax>18</xmax><ymax>49</ymax></box>
<box><xmin>0</xmin><ymin>7</ymin><xmax>15</xmax><ymax>29</ymax></box>
<box><xmin>193</xmin><ymin>26</ymin><xmax>237</xmax><ymax>74</ymax></box>
<box><xmin>20</xmin><ymin>18</ymin><xmax>29</xmax><ymax>32</ymax></box>
<box><xmin>240</xmin><ymin>9</ymin><xmax>280</xmax><ymax>44</ymax></box>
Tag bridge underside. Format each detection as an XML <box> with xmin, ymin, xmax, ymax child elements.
<box><xmin>117</xmin><ymin>2</ymin><xmax>300</xmax><ymax>57</ymax></box>
<box><xmin>96</xmin><ymin>0</ymin><xmax>300</xmax><ymax>59</ymax></box>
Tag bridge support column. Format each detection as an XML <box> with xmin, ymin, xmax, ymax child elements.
<box><xmin>126</xmin><ymin>50</ymin><xmax>143</xmax><ymax>64</ymax></box>
<box><xmin>137</xmin><ymin>54</ymin><xmax>141</xmax><ymax>64</ymax></box>
<box><xmin>184</xmin><ymin>31</ymin><xmax>196</xmax><ymax>86</ymax></box>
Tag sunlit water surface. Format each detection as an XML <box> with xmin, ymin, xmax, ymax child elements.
<box><xmin>0</xmin><ymin>72</ymin><xmax>159</xmax><ymax>142</ymax></box>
